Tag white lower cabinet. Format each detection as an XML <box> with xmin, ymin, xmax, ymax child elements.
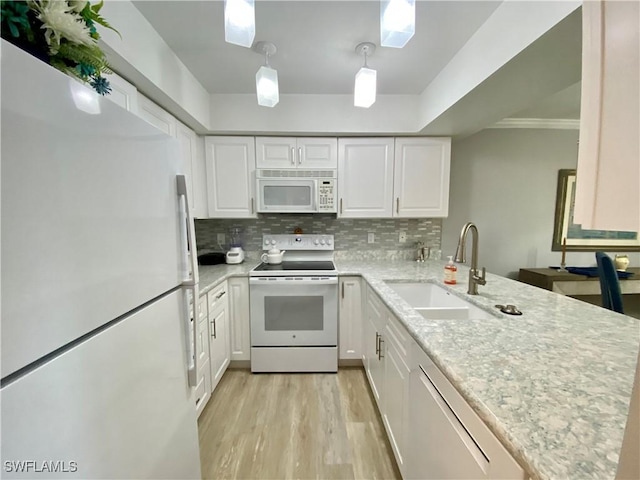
<box><xmin>208</xmin><ymin>282</ymin><xmax>230</xmax><ymax>393</ymax></box>
<box><xmin>228</xmin><ymin>277</ymin><xmax>251</xmax><ymax>361</ymax></box>
<box><xmin>363</xmin><ymin>286</ymin><xmax>386</xmax><ymax>404</ymax></box>
<box><xmin>339</xmin><ymin>277</ymin><xmax>363</xmax><ymax>360</ymax></box>
<box><xmin>364</xmin><ymin>285</ymin><xmax>524</xmax><ymax>479</ymax></box>
<box><xmin>408</xmin><ymin>346</ymin><xmax>525</xmax><ymax>479</ymax></box>
<box><xmin>194</xmin><ymin>294</ymin><xmax>211</xmax><ymax>417</ymax></box>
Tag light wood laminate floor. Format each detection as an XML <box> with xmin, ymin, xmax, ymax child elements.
<box><xmin>198</xmin><ymin>368</ymin><xmax>401</xmax><ymax>480</ymax></box>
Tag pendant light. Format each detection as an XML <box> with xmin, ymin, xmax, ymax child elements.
<box><xmin>380</xmin><ymin>0</ymin><xmax>415</xmax><ymax>48</ymax></box>
<box><xmin>224</xmin><ymin>0</ymin><xmax>255</xmax><ymax>48</ymax></box>
<box><xmin>254</xmin><ymin>41</ymin><xmax>279</xmax><ymax>108</ymax></box>
<box><xmin>354</xmin><ymin>42</ymin><xmax>377</xmax><ymax>108</ymax></box>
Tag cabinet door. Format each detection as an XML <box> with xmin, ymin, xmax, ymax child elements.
<box><xmin>339</xmin><ymin>277</ymin><xmax>363</xmax><ymax>360</ymax></box>
<box><xmin>574</xmin><ymin>1</ymin><xmax>639</xmax><ymax>232</ymax></box>
<box><xmin>298</xmin><ymin>138</ymin><xmax>338</xmax><ymax>169</ymax></box>
<box><xmin>137</xmin><ymin>94</ymin><xmax>176</xmax><ymax>137</ymax></box>
<box><xmin>256</xmin><ymin>137</ymin><xmax>296</xmax><ymax>169</ymax></box>
<box><xmin>104</xmin><ymin>72</ymin><xmax>138</xmax><ymax>114</ymax></box>
<box><xmin>383</xmin><ymin>329</ymin><xmax>409</xmax><ymax>473</ymax></box>
<box><xmin>338</xmin><ymin>138</ymin><xmax>394</xmax><ymax>218</ymax></box>
<box><xmin>195</xmin><ymin>314</ymin><xmax>211</xmax><ymax>417</ymax></box>
<box><xmin>176</xmin><ymin>122</ymin><xmax>198</xmax><ymax>216</ymax></box>
<box><xmin>208</xmin><ymin>283</ymin><xmax>230</xmax><ymax>393</ymax></box>
<box><xmin>364</xmin><ymin>288</ymin><xmax>385</xmax><ymax>405</ymax></box>
<box><xmin>205</xmin><ymin>137</ymin><xmax>257</xmax><ymax>218</ymax></box>
<box><xmin>407</xmin><ymin>347</ymin><xmax>525</xmax><ymax>480</ymax></box>
<box><xmin>228</xmin><ymin>277</ymin><xmax>250</xmax><ymax>362</ymax></box>
<box><xmin>393</xmin><ymin>137</ymin><xmax>451</xmax><ymax>218</ymax></box>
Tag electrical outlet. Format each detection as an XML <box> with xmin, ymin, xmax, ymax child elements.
<box><xmin>217</xmin><ymin>233</ymin><xmax>225</xmax><ymax>245</ymax></box>
<box><xmin>367</xmin><ymin>233</ymin><xmax>375</xmax><ymax>244</ymax></box>
<box><xmin>399</xmin><ymin>231</ymin><xmax>407</xmax><ymax>243</ymax></box>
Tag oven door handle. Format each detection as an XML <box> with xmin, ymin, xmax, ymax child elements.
<box><xmin>249</xmin><ymin>277</ymin><xmax>338</xmax><ymax>286</ymax></box>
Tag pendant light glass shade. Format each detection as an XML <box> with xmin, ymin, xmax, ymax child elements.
<box><xmin>224</xmin><ymin>0</ymin><xmax>255</xmax><ymax>48</ymax></box>
<box><xmin>256</xmin><ymin>65</ymin><xmax>279</xmax><ymax>107</ymax></box>
<box><xmin>380</xmin><ymin>0</ymin><xmax>415</xmax><ymax>48</ymax></box>
<box><xmin>354</xmin><ymin>67</ymin><xmax>377</xmax><ymax>108</ymax></box>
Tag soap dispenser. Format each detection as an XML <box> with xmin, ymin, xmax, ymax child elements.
<box><xmin>444</xmin><ymin>256</ymin><xmax>457</xmax><ymax>285</ymax></box>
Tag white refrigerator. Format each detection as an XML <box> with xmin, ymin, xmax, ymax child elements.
<box><xmin>1</xmin><ymin>40</ymin><xmax>202</xmax><ymax>479</ymax></box>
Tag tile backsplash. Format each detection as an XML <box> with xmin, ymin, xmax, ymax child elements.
<box><xmin>195</xmin><ymin>214</ymin><xmax>441</xmax><ymax>255</ymax></box>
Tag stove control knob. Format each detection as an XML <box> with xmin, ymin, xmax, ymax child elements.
<box><xmin>314</xmin><ymin>239</ymin><xmax>319</xmax><ymax>245</ymax></box>
<box><xmin>264</xmin><ymin>239</ymin><xmax>271</xmax><ymax>246</ymax></box>
<box><xmin>295</xmin><ymin>237</ymin><xmax>302</xmax><ymax>243</ymax></box>
<box><xmin>271</xmin><ymin>239</ymin><xmax>276</xmax><ymax>245</ymax></box>
<box><xmin>320</xmin><ymin>239</ymin><xmax>326</xmax><ymax>245</ymax></box>
<box><xmin>327</xmin><ymin>238</ymin><xmax>332</xmax><ymax>246</ymax></box>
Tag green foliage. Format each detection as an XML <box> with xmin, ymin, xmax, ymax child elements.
<box><xmin>81</xmin><ymin>0</ymin><xmax>121</xmax><ymax>39</ymax></box>
<box><xmin>0</xmin><ymin>0</ymin><xmax>118</xmax><ymax>95</ymax></box>
<box><xmin>1</xmin><ymin>1</ymin><xmax>33</xmax><ymax>41</ymax></box>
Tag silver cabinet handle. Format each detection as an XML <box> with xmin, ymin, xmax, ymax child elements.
<box><xmin>298</xmin><ymin>147</ymin><xmax>302</xmax><ymax>165</ymax></box>
<box><xmin>340</xmin><ymin>198</ymin><xmax>343</xmax><ymax>215</ymax></box>
<box><xmin>378</xmin><ymin>337</ymin><xmax>385</xmax><ymax>359</ymax></box>
<box><xmin>375</xmin><ymin>332</ymin><xmax>380</xmax><ymax>355</ymax></box>
<box><xmin>215</xmin><ymin>290</ymin><xmax>226</xmax><ymax>300</ymax></box>
<box><xmin>396</xmin><ymin>197</ymin><xmax>400</xmax><ymax>214</ymax></box>
<box><xmin>211</xmin><ymin>318</ymin><xmax>217</xmax><ymax>339</ymax></box>
<box><xmin>341</xmin><ymin>282</ymin><xmax>345</xmax><ymax>299</ymax></box>
<box><xmin>251</xmin><ymin>197</ymin><xmax>255</xmax><ymax>214</ymax></box>
<box><xmin>291</xmin><ymin>147</ymin><xmax>295</xmax><ymax>165</ymax></box>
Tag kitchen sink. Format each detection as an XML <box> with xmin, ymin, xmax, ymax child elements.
<box><xmin>384</xmin><ymin>282</ymin><xmax>494</xmax><ymax>320</ymax></box>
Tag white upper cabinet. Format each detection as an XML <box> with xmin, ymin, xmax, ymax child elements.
<box><xmin>338</xmin><ymin>138</ymin><xmax>395</xmax><ymax>218</ymax></box>
<box><xmin>393</xmin><ymin>138</ymin><xmax>451</xmax><ymax>218</ymax></box>
<box><xmin>176</xmin><ymin>121</ymin><xmax>204</xmax><ymax>218</ymax></box>
<box><xmin>205</xmin><ymin>137</ymin><xmax>257</xmax><ymax>218</ymax></box>
<box><xmin>104</xmin><ymin>72</ymin><xmax>138</xmax><ymax>114</ymax></box>
<box><xmin>256</xmin><ymin>137</ymin><xmax>337</xmax><ymax>169</ymax></box>
<box><xmin>574</xmin><ymin>0</ymin><xmax>639</xmax><ymax>232</ymax></box>
<box><xmin>137</xmin><ymin>94</ymin><xmax>177</xmax><ymax>138</ymax></box>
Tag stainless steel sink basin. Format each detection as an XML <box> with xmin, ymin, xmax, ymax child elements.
<box><xmin>385</xmin><ymin>282</ymin><xmax>494</xmax><ymax>320</ymax></box>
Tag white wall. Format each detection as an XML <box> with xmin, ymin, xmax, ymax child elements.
<box><xmin>441</xmin><ymin>128</ymin><xmax>640</xmax><ymax>279</ymax></box>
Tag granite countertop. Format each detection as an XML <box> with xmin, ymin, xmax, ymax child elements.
<box><xmin>196</xmin><ymin>258</ymin><xmax>640</xmax><ymax>480</ymax></box>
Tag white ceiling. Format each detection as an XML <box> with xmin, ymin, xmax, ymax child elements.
<box><xmin>132</xmin><ymin>0</ymin><xmax>502</xmax><ymax>95</ymax></box>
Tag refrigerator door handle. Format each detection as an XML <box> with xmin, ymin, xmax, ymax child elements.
<box><xmin>184</xmin><ymin>284</ymin><xmax>198</xmax><ymax>388</ymax></box>
<box><xmin>176</xmin><ymin>175</ymin><xmax>199</xmax><ymax>286</ymax></box>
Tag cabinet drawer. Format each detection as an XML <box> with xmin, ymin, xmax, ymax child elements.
<box><xmin>208</xmin><ymin>282</ymin><xmax>228</xmax><ymax>312</ymax></box>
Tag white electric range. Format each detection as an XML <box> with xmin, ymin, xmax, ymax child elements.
<box><xmin>249</xmin><ymin>234</ymin><xmax>338</xmax><ymax>373</ymax></box>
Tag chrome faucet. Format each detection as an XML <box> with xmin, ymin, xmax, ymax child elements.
<box><xmin>454</xmin><ymin>222</ymin><xmax>486</xmax><ymax>295</ymax></box>
<box><xmin>415</xmin><ymin>241</ymin><xmax>429</xmax><ymax>262</ymax></box>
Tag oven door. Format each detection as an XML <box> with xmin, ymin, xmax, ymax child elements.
<box><xmin>257</xmin><ymin>178</ymin><xmax>317</xmax><ymax>213</ymax></box>
<box><xmin>249</xmin><ymin>276</ymin><xmax>337</xmax><ymax>346</ymax></box>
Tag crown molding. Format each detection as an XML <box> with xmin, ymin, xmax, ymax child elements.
<box><xmin>488</xmin><ymin>118</ymin><xmax>580</xmax><ymax>130</ymax></box>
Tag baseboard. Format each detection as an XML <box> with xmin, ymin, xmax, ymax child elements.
<box><xmin>338</xmin><ymin>358</ymin><xmax>364</xmax><ymax>367</ymax></box>
<box><xmin>228</xmin><ymin>360</ymin><xmax>251</xmax><ymax>369</ymax></box>
<box><xmin>228</xmin><ymin>359</ymin><xmax>363</xmax><ymax>370</ymax></box>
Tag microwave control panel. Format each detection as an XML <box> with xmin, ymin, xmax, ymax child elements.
<box><xmin>318</xmin><ymin>179</ymin><xmax>336</xmax><ymax>212</ymax></box>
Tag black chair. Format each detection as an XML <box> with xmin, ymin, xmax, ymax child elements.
<box><xmin>595</xmin><ymin>252</ymin><xmax>624</xmax><ymax>314</ymax></box>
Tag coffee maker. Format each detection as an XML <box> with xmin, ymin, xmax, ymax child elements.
<box><xmin>226</xmin><ymin>227</ymin><xmax>245</xmax><ymax>264</ymax></box>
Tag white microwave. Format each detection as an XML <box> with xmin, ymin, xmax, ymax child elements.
<box><xmin>256</xmin><ymin>169</ymin><xmax>337</xmax><ymax>213</ymax></box>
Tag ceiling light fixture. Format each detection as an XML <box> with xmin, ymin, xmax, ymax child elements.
<box><xmin>254</xmin><ymin>41</ymin><xmax>279</xmax><ymax>108</ymax></box>
<box><xmin>380</xmin><ymin>0</ymin><xmax>415</xmax><ymax>48</ymax></box>
<box><xmin>354</xmin><ymin>42</ymin><xmax>377</xmax><ymax>109</ymax></box>
<box><xmin>224</xmin><ymin>0</ymin><xmax>255</xmax><ymax>48</ymax></box>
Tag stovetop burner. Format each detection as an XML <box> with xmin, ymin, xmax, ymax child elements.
<box><xmin>253</xmin><ymin>261</ymin><xmax>336</xmax><ymax>272</ymax></box>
